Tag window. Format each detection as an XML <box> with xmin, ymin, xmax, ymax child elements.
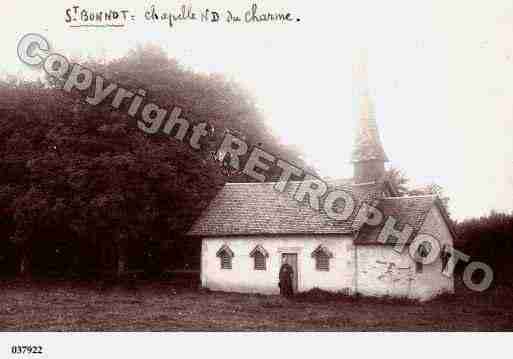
<box><xmin>254</xmin><ymin>252</ymin><xmax>266</xmax><ymax>270</ymax></box>
<box><xmin>414</xmin><ymin>243</ymin><xmax>429</xmax><ymax>274</ymax></box>
<box><xmin>316</xmin><ymin>253</ymin><xmax>330</xmax><ymax>271</ymax></box>
<box><xmin>311</xmin><ymin>245</ymin><xmax>333</xmax><ymax>272</ymax></box>
<box><xmin>216</xmin><ymin>244</ymin><xmax>234</xmax><ymax>270</ymax></box>
<box><xmin>415</xmin><ymin>261</ymin><xmax>423</xmax><ymax>273</ymax></box>
<box><xmin>249</xmin><ymin>245</ymin><xmax>268</xmax><ymax>271</ymax></box>
<box><xmin>220</xmin><ymin>253</ymin><xmax>232</xmax><ymax>269</ymax></box>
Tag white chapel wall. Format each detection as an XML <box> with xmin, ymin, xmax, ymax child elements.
<box><xmin>201</xmin><ymin>234</ymin><xmax>355</xmax><ymax>295</ymax></box>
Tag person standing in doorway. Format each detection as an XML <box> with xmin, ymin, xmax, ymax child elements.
<box><xmin>279</xmin><ymin>263</ymin><xmax>293</xmax><ymax>297</ymax></box>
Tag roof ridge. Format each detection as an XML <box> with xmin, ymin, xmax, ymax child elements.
<box><xmin>223</xmin><ymin>178</ymin><xmax>376</xmax><ymax>187</ymax></box>
<box><xmin>382</xmin><ymin>194</ymin><xmax>437</xmax><ymax>200</ymax></box>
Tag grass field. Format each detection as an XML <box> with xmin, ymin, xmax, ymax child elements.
<box><xmin>0</xmin><ymin>279</ymin><xmax>512</xmax><ymax>331</ymax></box>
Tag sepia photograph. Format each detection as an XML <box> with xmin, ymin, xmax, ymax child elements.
<box><xmin>1</xmin><ymin>0</ymin><xmax>512</xmax><ymax>357</ymax></box>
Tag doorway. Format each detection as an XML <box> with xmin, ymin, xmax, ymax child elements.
<box><xmin>281</xmin><ymin>253</ymin><xmax>298</xmax><ymax>294</ymax></box>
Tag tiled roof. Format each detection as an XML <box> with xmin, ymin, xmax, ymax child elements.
<box><xmin>354</xmin><ymin>196</ymin><xmax>439</xmax><ymax>245</ymax></box>
<box><xmin>187</xmin><ymin>179</ymin><xmax>386</xmax><ymax>236</ymax></box>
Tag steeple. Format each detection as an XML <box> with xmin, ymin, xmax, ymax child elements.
<box><xmin>352</xmin><ymin>50</ymin><xmax>388</xmax><ymax>184</ymax></box>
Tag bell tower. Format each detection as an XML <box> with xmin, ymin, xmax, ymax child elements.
<box><xmin>352</xmin><ymin>51</ymin><xmax>388</xmax><ymax>184</ymax></box>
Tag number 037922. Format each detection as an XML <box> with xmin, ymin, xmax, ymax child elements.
<box><xmin>11</xmin><ymin>346</ymin><xmax>43</xmax><ymax>355</ymax></box>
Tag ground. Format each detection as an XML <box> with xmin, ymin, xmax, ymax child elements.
<box><xmin>0</xmin><ymin>278</ymin><xmax>512</xmax><ymax>331</ymax></box>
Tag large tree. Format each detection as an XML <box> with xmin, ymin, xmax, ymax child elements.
<box><xmin>0</xmin><ymin>45</ymin><xmax>311</xmax><ymax>277</ymax></box>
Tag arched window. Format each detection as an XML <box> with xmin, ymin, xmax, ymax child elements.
<box><xmin>254</xmin><ymin>252</ymin><xmax>266</xmax><ymax>270</ymax></box>
<box><xmin>216</xmin><ymin>244</ymin><xmax>234</xmax><ymax>270</ymax></box>
<box><xmin>311</xmin><ymin>245</ymin><xmax>333</xmax><ymax>272</ymax></box>
<box><xmin>249</xmin><ymin>245</ymin><xmax>269</xmax><ymax>271</ymax></box>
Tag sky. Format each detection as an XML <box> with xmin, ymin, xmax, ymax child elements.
<box><xmin>2</xmin><ymin>1</ymin><xmax>512</xmax><ymax>220</ymax></box>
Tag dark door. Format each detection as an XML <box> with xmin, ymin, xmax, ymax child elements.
<box><xmin>281</xmin><ymin>253</ymin><xmax>298</xmax><ymax>293</ymax></box>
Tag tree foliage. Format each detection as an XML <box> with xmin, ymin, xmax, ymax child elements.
<box><xmin>455</xmin><ymin>211</ymin><xmax>513</xmax><ymax>285</ymax></box>
<box><xmin>0</xmin><ymin>45</ymin><xmax>311</xmax><ymax>276</ymax></box>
